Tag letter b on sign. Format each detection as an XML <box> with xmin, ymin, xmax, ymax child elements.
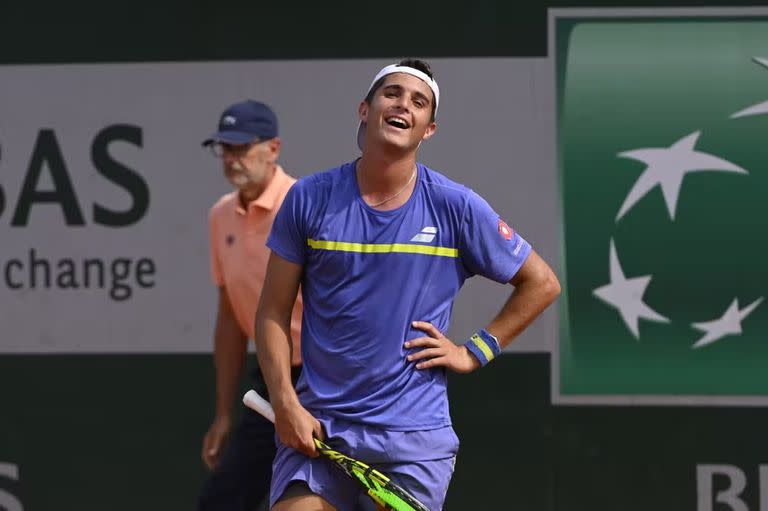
<box><xmin>697</xmin><ymin>464</ymin><xmax>768</xmax><ymax>511</ymax></box>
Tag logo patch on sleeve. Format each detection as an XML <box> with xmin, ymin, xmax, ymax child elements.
<box><xmin>498</xmin><ymin>219</ymin><xmax>513</xmax><ymax>240</ymax></box>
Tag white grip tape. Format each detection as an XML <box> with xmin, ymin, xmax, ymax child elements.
<box><xmin>243</xmin><ymin>390</ymin><xmax>275</xmax><ymax>424</ymax></box>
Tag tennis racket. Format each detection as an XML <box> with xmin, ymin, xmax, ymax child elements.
<box><xmin>242</xmin><ymin>390</ymin><xmax>430</xmax><ymax>511</ymax></box>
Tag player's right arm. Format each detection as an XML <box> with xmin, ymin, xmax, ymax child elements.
<box><xmin>255</xmin><ymin>251</ymin><xmax>322</xmax><ymax>457</ymax></box>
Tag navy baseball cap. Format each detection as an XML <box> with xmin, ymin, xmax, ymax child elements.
<box><xmin>202</xmin><ymin>100</ymin><xmax>278</xmax><ymax>146</ymax></box>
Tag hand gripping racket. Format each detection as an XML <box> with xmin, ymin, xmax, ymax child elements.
<box><xmin>243</xmin><ymin>390</ymin><xmax>430</xmax><ymax>511</ymax></box>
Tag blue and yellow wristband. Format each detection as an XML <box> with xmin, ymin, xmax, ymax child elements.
<box><xmin>464</xmin><ymin>328</ymin><xmax>502</xmax><ymax>367</ymax></box>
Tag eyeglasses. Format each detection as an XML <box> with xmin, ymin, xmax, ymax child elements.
<box><xmin>208</xmin><ymin>140</ymin><xmax>261</xmax><ymax>158</ymax></box>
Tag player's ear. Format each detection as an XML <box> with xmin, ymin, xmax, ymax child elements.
<box><xmin>422</xmin><ymin>121</ymin><xmax>437</xmax><ymax>142</ymax></box>
<box><xmin>358</xmin><ymin>101</ymin><xmax>369</xmax><ymax>123</ymax></box>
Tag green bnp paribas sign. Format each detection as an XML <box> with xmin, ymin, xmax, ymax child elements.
<box><xmin>556</xmin><ymin>14</ymin><xmax>768</xmax><ymax>401</ymax></box>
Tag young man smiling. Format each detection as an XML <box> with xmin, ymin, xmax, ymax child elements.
<box><xmin>255</xmin><ymin>59</ymin><xmax>560</xmax><ymax>510</ymax></box>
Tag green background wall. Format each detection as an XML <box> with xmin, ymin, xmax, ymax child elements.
<box><xmin>3</xmin><ymin>355</ymin><xmax>767</xmax><ymax>509</ymax></box>
<box><xmin>3</xmin><ymin>0</ymin><xmax>767</xmax><ymax>64</ymax></box>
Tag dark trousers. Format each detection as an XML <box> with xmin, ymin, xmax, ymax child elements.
<box><xmin>198</xmin><ymin>365</ymin><xmax>301</xmax><ymax>511</ymax></box>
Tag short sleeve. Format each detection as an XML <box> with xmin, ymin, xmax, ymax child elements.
<box><xmin>267</xmin><ymin>178</ymin><xmax>312</xmax><ymax>265</ymax></box>
<box><xmin>459</xmin><ymin>190</ymin><xmax>532</xmax><ymax>283</ymax></box>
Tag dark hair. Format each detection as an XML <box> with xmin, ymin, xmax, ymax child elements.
<box><xmin>364</xmin><ymin>58</ymin><xmax>437</xmax><ymax>121</ymax></box>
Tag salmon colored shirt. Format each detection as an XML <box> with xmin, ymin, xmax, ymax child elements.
<box><xmin>209</xmin><ymin>165</ymin><xmax>302</xmax><ymax>366</ymax></box>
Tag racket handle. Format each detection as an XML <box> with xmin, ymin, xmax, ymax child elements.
<box><xmin>243</xmin><ymin>389</ymin><xmax>275</xmax><ymax>423</ymax></box>
<box><xmin>244</xmin><ymin>390</ymin><xmax>329</xmax><ymax>452</ymax></box>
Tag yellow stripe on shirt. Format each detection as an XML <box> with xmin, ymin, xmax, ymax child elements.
<box><xmin>307</xmin><ymin>239</ymin><xmax>458</xmax><ymax>258</ymax></box>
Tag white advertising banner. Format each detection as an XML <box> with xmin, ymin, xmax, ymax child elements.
<box><xmin>0</xmin><ymin>59</ymin><xmax>557</xmax><ymax>352</ymax></box>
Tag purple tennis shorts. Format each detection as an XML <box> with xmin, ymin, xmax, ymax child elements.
<box><xmin>270</xmin><ymin>414</ymin><xmax>459</xmax><ymax>511</ymax></box>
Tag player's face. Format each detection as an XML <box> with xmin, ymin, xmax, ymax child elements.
<box><xmin>360</xmin><ymin>73</ymin><xmax>437</xmax><ymax>152</ymax></box>
<box><xmin>220</xmin><ymin>138</ymin><xmax>280</xmax><ymax>190</ymax></box>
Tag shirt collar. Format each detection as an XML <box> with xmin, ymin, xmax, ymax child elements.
<box><xmin>234</xmin><ymin>165</ymin><xmax>288</xmax><ymax>215</ymax></box>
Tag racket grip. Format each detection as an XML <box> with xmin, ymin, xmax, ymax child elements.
<box><xmin>243</xmin><ymin>390</ymin><xmax>276</xmax><ymax>423</ymax></box>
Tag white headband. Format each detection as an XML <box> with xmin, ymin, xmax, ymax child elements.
<box><xmin>365</xmin><ymin>64</ymin><xmax>440</xmax><ymax>114</ymax></box>
<box><xmin>357</xmin><ymin>63</ymin><xmax>440</xmax><ymax>150</ymax></box>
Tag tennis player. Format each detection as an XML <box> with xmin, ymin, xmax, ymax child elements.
<box><xmin>255</xmin><ymin>59</ymin><xmax>560</xmax><ymax>511</ymax></box>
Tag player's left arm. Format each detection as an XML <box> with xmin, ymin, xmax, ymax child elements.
<box><xmin>408</xmin><ymin>249</ymin><xmax>560</xmax><ymax>372</ymax></box>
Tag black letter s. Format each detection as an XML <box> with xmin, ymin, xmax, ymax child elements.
<box><xmin>92</xmin><ymin>125</ymin><xmax>150</xmax><ymax>227</ymax></box>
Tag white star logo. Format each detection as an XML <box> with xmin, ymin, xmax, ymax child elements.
<box><xmin>616</xmin><ymin>131</ymin><xmax>747</xmax><ymax>222</ymax></box>
<box><xmin>593</xmin><ymin>240</ymin><xmax>670</xmax><ymax>339</ymax></box>
<box><xmin>731</xmin><ymin>57</ymin><xmax>768</xmax><ymax>119</ymax></box>
<box><xmin>691</xmin><ymin>297</ymin><xmax>764</xmax><ymax>349</ymax></box>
